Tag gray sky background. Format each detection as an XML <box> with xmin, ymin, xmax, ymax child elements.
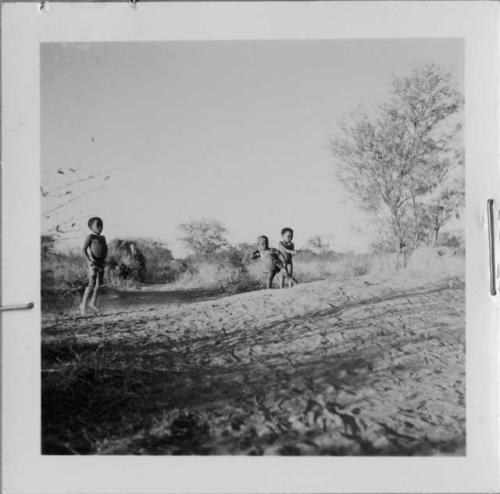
<box><xmin>41</xmin><ymin>39</ymin><xmax>463</xmax><ymax>256</ymax></box>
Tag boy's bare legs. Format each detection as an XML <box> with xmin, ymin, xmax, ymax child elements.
<box><xmin>266</xmin><ymin>270</ymin><xmax>278</xmax><ymax>289</ymax></box>
<box><xmin>285</xmin><ymin>264</ymin><xmax>297</xmax><ymax>288</ymax></box>
<box><xmin>266</xmin><ymin>272</ymin><xmax>273</xmax><ymax>289</ymax></box>
<box><xmin>80</xmin><ymin>286</ymin><xmax>92</xmax><ymax>315</ymax></box>
<box><xmin>88</xmin><ymin>279</ymin><xmax>101</xmax><ymax>313</ymax></box>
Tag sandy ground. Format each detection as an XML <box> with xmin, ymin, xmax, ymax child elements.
<box><xmin>42</xmin><ymin>270</ymin><xmax>465</xmax><ymax>455</ymax></box>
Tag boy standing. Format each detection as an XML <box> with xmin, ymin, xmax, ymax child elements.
<box><xmin>278</xmin><ymin>227</ymin><xmax>298</xmax><ymax>288</ymax></box>
<box><xmin>80</xmin><ymin>217</ymin><xmax>108</xmax><ymax>315</ymax></box>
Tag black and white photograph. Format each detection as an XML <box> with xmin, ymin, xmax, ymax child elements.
<box><xmin>39</xmin><ymin>39</ymin><xmax>466</xmax><ymax>456</ymax></box>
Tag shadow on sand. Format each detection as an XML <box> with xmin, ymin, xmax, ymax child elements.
<box><xmin>42</xmin><ymin>280</ymin><xmax>465</xmax><ymax>455</ymax></box>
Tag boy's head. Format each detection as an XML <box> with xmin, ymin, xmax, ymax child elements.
<box><xmin>257</xmin><ymin>235</ymin><xmax>269</xmax><ymax>251</ymax></box>
<box><xmin>281</xmin><ymin>227</ymin><xmax>294</xmax><ymax>242</ymax></box>
<box><xmin>88</xmin><ymin>217</ymin><xmax>103</xmax><ymax>234</ymax></box>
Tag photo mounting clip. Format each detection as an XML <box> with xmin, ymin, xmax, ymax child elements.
<box><xmin>0</xmin><ymin>302</ymin><xmax>34</xmax><ymax>313</ymax></box>
<box><xmin>487</xmin><ymin>199</ymin><xmax>497</xmax><ymax>296</ymax></box>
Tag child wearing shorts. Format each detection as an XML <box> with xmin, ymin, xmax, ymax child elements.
<box><xmin>278</xmin><ymin>227</ymin><xmax>298</xmax><ymax>288</ymax></box>
<box><xmin>80</xmin><ymin>217</ymin><xmax>108</xmax><ymax>315</ymax></box>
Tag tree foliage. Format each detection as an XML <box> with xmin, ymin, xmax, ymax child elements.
<box><xmin>178</xmin><ymin>218</ymin><xmax>229</xmax><ymax>259</ymax></box>
<box><xmin>330</xmin><ymin>63</ymin><xmax>464</xmax><ymax>250</ymax></box>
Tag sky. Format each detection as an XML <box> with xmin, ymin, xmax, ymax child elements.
<box><xmin>41</xmin><ymin>39</ymin><xmax>463</xmax><ymax>257</ymax></box>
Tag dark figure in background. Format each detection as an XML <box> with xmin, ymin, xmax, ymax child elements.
<box><xmin>108</xmin><ymin>240</ymin><xmax>147</xmax><ymax>283</ymax></box>
<box><xmin>80</xmin><ymin>217</ymin><xmax>108</xmax><ymax>315</ymax></box>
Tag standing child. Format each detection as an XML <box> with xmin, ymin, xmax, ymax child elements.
<box><xmin>251</xmin><ymin>235</ymin><xmax>288</xmax><ymax>289</ymax></box>
<box><xmin>80</xmin><ymin>217</ymin><xmax>108</xmax><ymax>315</ymax></box>
<box><xmin>278</xmin><ymin>227</ymin><xmax>298</xmax><ymax>288</ymax></box>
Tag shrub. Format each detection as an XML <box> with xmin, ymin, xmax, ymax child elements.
<box><xmin>107</xmin><ymin>239</ymin><xmax>147</xmax><ymax>286</ymax></box>
<box><xmin>178</xmin><ymin>219</ymin><xmax>229</xmax><ymax>259</ymax></box>
<box><xmin>41</xmin><ymin>236</ymin><xmax>185</xmax><ymax>310</ymax></box>
<box><xmin>293</xmin><ymin>254</ymin><xmax>371</xmax><ymax>283</ymax></box>
<box><xmin>107</xmin><ymin>237</ymin><xmax>183</xmax><ymax>285</ymax></box>
<box><xmin>41</xmin><ymin>246</ymin><xmax>88</xmax><ymax>311</ymax></box>
<box><xmin>175</xmin><ymin>262</ymin><xmax>248</xmax><ymax>291</ymax></box>
<box><xmin>366</xmin><ymin>253</ymin><xmax>400</xmax><ymax>277</ymax></box>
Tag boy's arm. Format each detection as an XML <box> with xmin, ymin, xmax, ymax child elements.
<box><xmin>279</xmin><ymin>242</ymin><xmax>296</xmax><ymax>255</ymax></box>
<box><xmin>273</xmin><ymin>250</ymin><xmax>287</xmax><ymax>269</ymax></box>
<box><xmin>82</xmin><ymin>235</ymin><xmax>93</xmax><ymax>263</ymax></box>
<box><xmin>102</xmin><ymin>236</ymin><xmax>108</xmax><ymax>260</ymax></box>
<box><xmin>250</xmin><ymin>250</ymin><xmax>261</xmax><ymax>260</ymax></box>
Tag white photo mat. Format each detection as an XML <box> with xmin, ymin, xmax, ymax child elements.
<box><xmin>1</xmin><ymin>1</ymin><xmax>499</xmax><ymax>493</ymax></box>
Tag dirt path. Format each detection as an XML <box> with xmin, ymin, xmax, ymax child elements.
<box><xmin>42</xmin><ymin>272</ymin><xmax>465</xmax><ymax>455</ymax></box>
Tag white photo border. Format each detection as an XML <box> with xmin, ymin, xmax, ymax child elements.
<box><xmin>2</xmin><ymin>2</ymin><xmax>499</xmax><ymax>493</ymax></box>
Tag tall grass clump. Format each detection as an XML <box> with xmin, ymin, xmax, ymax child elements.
<box><xmin>404</xmin><ymin>246</ymin><xmax>464</xmax><ymax>279</ymax></box>
<box><xmin>172</xmin><ymin>251</ymin><xmax>380</xmax><ymax>294</ymax></box>
<box><xmin>42</xmin><ymin>241</ymin><xmax>88</xmax><ymax>311</ymax></box>
<box><xmin>175</xmin><ymin>263</ymin><xmax>243</xmax><ymax>290</ymax></box>
<box><xmin>293</xmin><ymin>253</ymin><xmax>372</xmax><ymax>283</ymax></box>
<box><xmin>41</xmin><ymin>230</ymin><xmax>465</xmax><ymax>312</ymax></box>
<box><xmin>41</xmin><ymin>235</ymin><xmax>190</xmax><ymax>311</ymax></box>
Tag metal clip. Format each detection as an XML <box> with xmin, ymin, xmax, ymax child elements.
<box><xmin>0</xmin><ymin>303</ymin><xmax>34</xmax><ymax>313</ymax></box>
<box><xmin>487</xmin><ymin>199</ymin><xmax>496</xmax><ymax>296</ymax></box>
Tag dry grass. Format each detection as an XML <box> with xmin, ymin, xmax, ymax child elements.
<box><xmin>175</xmin><ymin>263</ymin><xmax>246</xmax><ymax>290</ymax></box>
<box><xmin>293</xmin><ymin>255</ymin><xmax>372</xmax><ymax>282</ymax></box>
<box><xmin>405</xmin><ymin>246</ymin><xmax>464</xmax><ymax>279</ymax></box>
<box><xmin>42</xmin><ymin>237</ymin><xmax>464</xmax><ymax>315</ymax></box>
<box><xmin>172</xmin><ymin>248</ymin><xmax>463</xmax><ymax>293</ymax></box>
<box><xmin>42</xmin><ymin>238</ymin><xmax>186</xmax><ymax>311</ymax></box>
<box><xmin>42</xmin><ymin>249</ymin><xmax>88</xmax><ymax>311</ymax></box>
<box><xmin>168</xmin><ymin>253</ymin><xmax>374</xmax><ymax>292</ymax></box>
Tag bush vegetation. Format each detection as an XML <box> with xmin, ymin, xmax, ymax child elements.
<box><xmin>41</xmin><ymin>236</ymin><xmax>187</xmax><ymax>311</ymax></box>
<box><xmin>330</xmin><ymin>63</ymin><xmax>464</xmax><ymax>254</ymax></box>
<box><xmin>42</xmin><ymin>226</ymin><xmax>465</xmax><ymax>313</ymax></box>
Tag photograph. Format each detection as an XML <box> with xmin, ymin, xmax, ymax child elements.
<box><xmin>40</xmin><ymin>39</ymin><xmax>465</xmax><ymax>456</ymax></box>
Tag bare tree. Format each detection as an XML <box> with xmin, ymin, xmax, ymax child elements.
<box><xmin>422</xmin><ymin>166</ymin><xmax>464</xmax><ymax>245</ymax></box>
<box><xmin>41</xmin><ymin>167</ymin><xmax>113</xmax><ymax>240</ymax></box>
<box><xmin>330</xmin><ymin>63</ymin><xmax>463</xmax><ymax>251</ymax></box>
